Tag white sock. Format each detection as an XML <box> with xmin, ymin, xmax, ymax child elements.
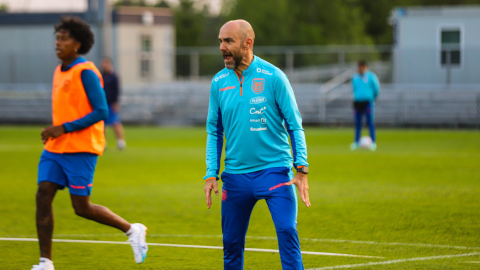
<box><xmin>125</xmin><ymin>224</ymin><xmax>135</xmax><ymax>236</ymax></box>
<box><xmin>40</xmin><ymin>257</ymin><xmax>53</xmax><ymax>265</ymax></box>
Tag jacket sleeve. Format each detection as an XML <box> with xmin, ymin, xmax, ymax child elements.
<box><xmin>371</xmin><ymin>72</ymin><xmax>380</xmax><ymax>100</ymax></box>
<box><xmin>63</xmin><ymin>69</ymin><xmax>109</xmax><ymax>133</ymax></box>
<box><xmin>204</xmin><ymin>80</ymin><xmax>224</xmax><ymax>180</ymax></box>
<box><xmin>274</xmin><ymin>71</ymin><xmax>308</xmax><ymax>169</ymax></box>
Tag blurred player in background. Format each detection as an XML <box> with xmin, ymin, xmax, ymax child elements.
<box><xmin>204</xmin><ymin>20</ymin><xmax>310</xmax><ymax>270</ymax></box>
<box><xmin>32</xmin><ymin>16</ymin><xmax>147</xmax><ymax>270</ymax></box>
<box><xmin>350</xmin><ymin>60</ymin><xmax>380</xmax><ymax>151</ymax></box>
<box><xmin>101</xmin><ymin>57</ymin><xmax>126</xmax><ymax>150</ymax></box>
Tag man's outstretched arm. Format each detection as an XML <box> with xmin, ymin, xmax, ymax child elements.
<box><xmin>274</xmin><ymin>71</ymin><xmax>310</xmax><ymax>207</ymax></box>
<box><xmin>204</xmin><ymin>81</ymin><xmax>224</xmax><ymax>209</ymax></box>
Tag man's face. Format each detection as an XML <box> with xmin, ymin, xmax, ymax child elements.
<box><xmin>218</xmin><ymin>25</ymin><xmax>245</xmax><ymax>69</ymax></box>
<box><xmin>55</xmin><ymin>29</ymin><xmax>79</xmax><ymax>60</ymax></box>
<box><xmin>358</xmin><ymin>64</ymin><xmax>367</xmax><ymax>75</ymax></box>
<box><xmin>102</xmin><ymin>59</ymin><xmax>112</xmax><ymax>73</ymax></box>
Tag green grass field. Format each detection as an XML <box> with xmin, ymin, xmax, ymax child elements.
<box><xmin>0</xmin><ymin>126</ymin><xmax>479</xmax><ymax>269</ymax></box>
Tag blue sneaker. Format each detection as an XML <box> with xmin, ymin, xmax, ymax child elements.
<box><xmin>370</xmin><ymin>143</ymin><xmax>377</xmax><ymax>151</ymax></box>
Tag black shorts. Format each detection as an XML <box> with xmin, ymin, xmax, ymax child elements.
<box><xmin>353</xmin><ymin>101</ymin><xmax>370</xmax><ymax>111</ymax></box>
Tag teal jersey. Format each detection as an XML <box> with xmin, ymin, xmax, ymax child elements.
<box><xmin>352</xmin><ymin>70</ymin><xmax>380</xmax><ymax>102</ymax></box>
<box><xmin>204</xmin><ymin>56</ymin><xmax>308</xmax><ymax>180</ymax></box>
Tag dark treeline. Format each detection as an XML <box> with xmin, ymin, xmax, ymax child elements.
<box><xmin>116</xmin><ymin>0</ymin><xmax>480</xmax><ymax>76</ymax></box>
<box><xmin>117</xmin><ymin>0</ymin><xmax>480</xmax><ymax>46</ymax></box>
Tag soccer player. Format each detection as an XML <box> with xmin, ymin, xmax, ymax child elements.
<box><xmin>204</xmin><ymin>20</ymin><xmax>310</xmax><ymax>270</ymax></box>
<box><xmin>101</xmin><ymin>57</ymin><xmax>126</xmax><ymax>150</ymax></box>
<box><xmin>350</xmin><ymin>60</ymin><xmax>380</xmax><ymax>151</ymax></box>
<box><xmin>32</xmin><ymin>17</ymin><xmax>147</xmax><ymax>270</ymax></box>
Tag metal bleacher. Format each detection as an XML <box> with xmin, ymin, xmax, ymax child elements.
<box><xmin>0</xmin><ymin>82</ymin><xmax>479</xmax><ymax>127</ymax></box>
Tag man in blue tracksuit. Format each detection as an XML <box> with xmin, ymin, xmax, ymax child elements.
<box><xmin>351</xmin><ymin>60</ymin><xmax>380</xmax><ymax>151</ymax></box>
<box><xmin>203</xmin><ymin>20</ymin><xmax>310</xmax><ymax>270</ymax></box>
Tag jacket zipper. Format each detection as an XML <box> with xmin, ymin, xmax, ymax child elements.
<box><xmin>235</xmin><ymin>71</ymin><xmax>244</xmax><ymax>96</ymax></box>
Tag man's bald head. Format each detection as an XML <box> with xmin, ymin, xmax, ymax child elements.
<box><xmin>218</xmin><ymin>20</ymin><xmax>255</xmax><ymax>70</ymax></box>
<box><xmin>220</xmin><ymin>20</ymin><xmax>255</xmax><ymax>45</ymax></box>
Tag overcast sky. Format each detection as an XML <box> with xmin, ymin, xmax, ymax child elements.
<box><xmin>0</xmin><ymin>0</ymin><xmax>222</xmax><ymax>14</ymax></box>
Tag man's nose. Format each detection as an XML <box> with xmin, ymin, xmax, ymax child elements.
<box><xmin>219</xmin><ymin>42</ymin><xmax>226</xmax><ymax>51</ymax></box>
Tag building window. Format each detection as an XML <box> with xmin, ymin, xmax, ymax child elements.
<box><xmin>141</xmin><ymin>35</ymin><xmax>153</xmax><ymax>78</ymax></box>
<box><xmin>440</xmin><ymin>29</ymin><xmax>461</xmax><ymax>67</ymax></box>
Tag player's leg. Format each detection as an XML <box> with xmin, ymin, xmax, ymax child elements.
<box><xmin>62</xmin><ymin>152</ymin><xmax>147</xmax><ymax>263</ymax></box>
<box><xmin>366</xmin><ymin>102</ymin><xmax>377</xmax><ymax>150</ymax></box>
<box><xmin>221</xmin><ymin>172</ymin><xmax>257</xmax><ymax>270</ymax></box>
<box><xmin>113</xmin><ymin>122</ymin><xmax>126</xmax><ymax>150</ymax></box>
<box><xmin>352</xmin><ymin>104</ymin><xmax>363</xmax><ymax>150</ymax></box>
<box><xmin>254</xmin><ymin>167</ymin><xmax>303</xmax><ymax>270</ymax></box>
<box><xmin>36</xmin><ymin>181</ymin><xmax>59</xmax><ymax>261</ymax></box>
<box><xmin>34</xmin><ymin>151</ymin><xmax>69</xmax><ymax>269</ymax></box>
<box><xmin>70</xmin><ymin>194</ymin><xmax>130</xmax><ymax>231</ymax></box>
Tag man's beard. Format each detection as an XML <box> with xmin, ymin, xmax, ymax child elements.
<box><xmin>225</xmin><ymin>51</ymin><xmax>244</xmax><ymax>69</ymax></box>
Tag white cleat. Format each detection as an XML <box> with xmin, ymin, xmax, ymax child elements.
<box><xmin>127</xmin><ymin>223</ymin><xmax>148</xmax><ymax>264</ymax></box>
<box><xmin>31</xmin><ymin>258</ymin><xmax>54</xmax><ymax>270</ymax></box>
<box><xmin>117</xmin><ymin>139</ymin><xmax>126</xmax><ymax>150</ymax></box>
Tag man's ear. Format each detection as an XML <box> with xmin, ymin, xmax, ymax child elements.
<box><xmin>245</xmin><ymin>37</ymin><xmax>253</xmax><ymax>50</ymax></box>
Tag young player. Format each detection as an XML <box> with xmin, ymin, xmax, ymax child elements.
<box><xmin>101</xmin><ymin>57</ymin><xmax>126</xmax><ymax>150</ymax></box>
<box><xmin>351</xmin><ymin>60</ymin><xmax>380</xmax><ymax>151</ymax></box>
<box><xmin>32</xmin><ymin>17</ymin><xmax>147</xmax><ymax>270</ymax></box>
<box><xmin>204</xmin><ymin>20</ymin><xmax>310</xmax><ymax>270</ymax></box>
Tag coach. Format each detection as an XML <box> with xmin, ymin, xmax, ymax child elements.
<box><xmin>203</xmin><ymin>20</ymin><xmax>310</xmax><ymax>270</ymax></box>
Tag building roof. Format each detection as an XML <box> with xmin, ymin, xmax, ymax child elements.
<box><xmin>113</xmin><ymin>7</ymin><xmax>172</xmax><ymax>25</ymax></box>
<box><xmin>0</xmin><ymin>12</ymin><xmax>88</xmax><ymax>25</ymax></box>
<box><xmin>0</xmin><ymin>6</ymin><xmax>173</xmax><ymax>26</ymax></box>
<box><xmin>393</xmin><ymin>5</ymin><xmax>480</xmax><ymax>20</ymax></box>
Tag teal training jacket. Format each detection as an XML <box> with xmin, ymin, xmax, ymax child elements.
<box><xmin>204</xmin><ymin>56</ymin><xmax>308</xmax><ymax>180</ymax></box>
<box><xmin>351</xmin><ymin>70</ymin><xmax>380</xmax><ymax>102</ymax></box>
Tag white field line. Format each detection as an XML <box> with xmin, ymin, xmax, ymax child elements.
<box><xmin>5</xmin><ymin>233</ymin><xmax>476</xmax><ymax>251</ymax></box>
<box><xmin>306</xmin><ymin>252</ymin><xmax>480</xmax><ymax>270</ymax></box>
<box><xmin>0</xmin><ymin>238</ymin><xmax>382</xmax><ymax>259</ymax></box>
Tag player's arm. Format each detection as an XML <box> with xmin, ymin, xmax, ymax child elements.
<box><xmin>371</xmin><ymin>73</ymin><xmax>380</xmax><ymax>100</ymax></box>
<box><xmin>204</xmin><ymin>81</ymin><xmax>223</xmax><ymax>209</ymax></box>
<box><xmin>273</xmin><ymin>71</ymin><xmax>311</xmax><ymax>207</ymax></box>
<box><xmin>112</xmin><ymin>75</ymin><xmax>120</xmax><ymax>112</ymax></box>
<box><xmin>41</xmin><ymin>69</ymin><xmax>108</xmax><ymax>142</ymax></box>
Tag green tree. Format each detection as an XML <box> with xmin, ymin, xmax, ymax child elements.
<box><xmin>0</xmin><ymin>3</ymin><xmax>8</xmax><ymax>12</ymax></box>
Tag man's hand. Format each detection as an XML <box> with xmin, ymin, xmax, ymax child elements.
<box><xmin>204</xmin><ymin>178</ymin><xmax>219</xmax><ymax>209</ymax></box>
<box><xmin>41</xmin><ymin>125</ymin><xmax>66</xmax><ymax>144</ymax></box>
<box><xmin>113</xmin><ymin>102</ymin><xmax>120</xmax><ymax>112</ymax></box>
<box><xmin>286</xmin><ymin>173</ymin><xmax>311</xmax><ymax>207</ymax></box>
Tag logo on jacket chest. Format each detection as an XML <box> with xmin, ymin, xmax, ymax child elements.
<box><xmin>252</xmin><ymin>78</ymin><xmax>265</xmax><ymax>94</ymax></box>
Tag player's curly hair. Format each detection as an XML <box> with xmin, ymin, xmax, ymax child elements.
<box><xmin>54</xmin><ymin>16</ymin><xmax>94</xmax><ymax>55</ymax></box>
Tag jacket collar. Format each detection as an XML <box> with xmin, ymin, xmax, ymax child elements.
<box><xmin>231</xmin><ymin>55</ymin><xmax>258</xmax><ymax>76</ymax></box>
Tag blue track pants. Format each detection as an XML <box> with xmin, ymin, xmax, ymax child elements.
<box><xmin>354</xmin><ymin>101</ymin><xmax>376</xmax><ymax>143</ymax></box>
<box><xmin>221</xmin><ymin>167</ymin><xmax>303</xmax><ymax>270</ymax></box>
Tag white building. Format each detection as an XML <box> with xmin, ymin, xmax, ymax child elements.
<box><xmin>391</xmin><ymin>6</ymin><xmax>480</xmax><ymax>85</ymax></box>
<box><xmin>0</xmin><ymin>0</ymin><xmax>175</xmax><ymax>84</ymax></box>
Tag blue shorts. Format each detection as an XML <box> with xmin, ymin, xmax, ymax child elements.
<box><xmin>104</xmin><ymin>104</ymin><xmax>121</xmax><ymax>125</ymax></box>
<box><xmin>37</xmin><ymin>150</ymin><xmax>98</xmax><ymax>196</ymax></box>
